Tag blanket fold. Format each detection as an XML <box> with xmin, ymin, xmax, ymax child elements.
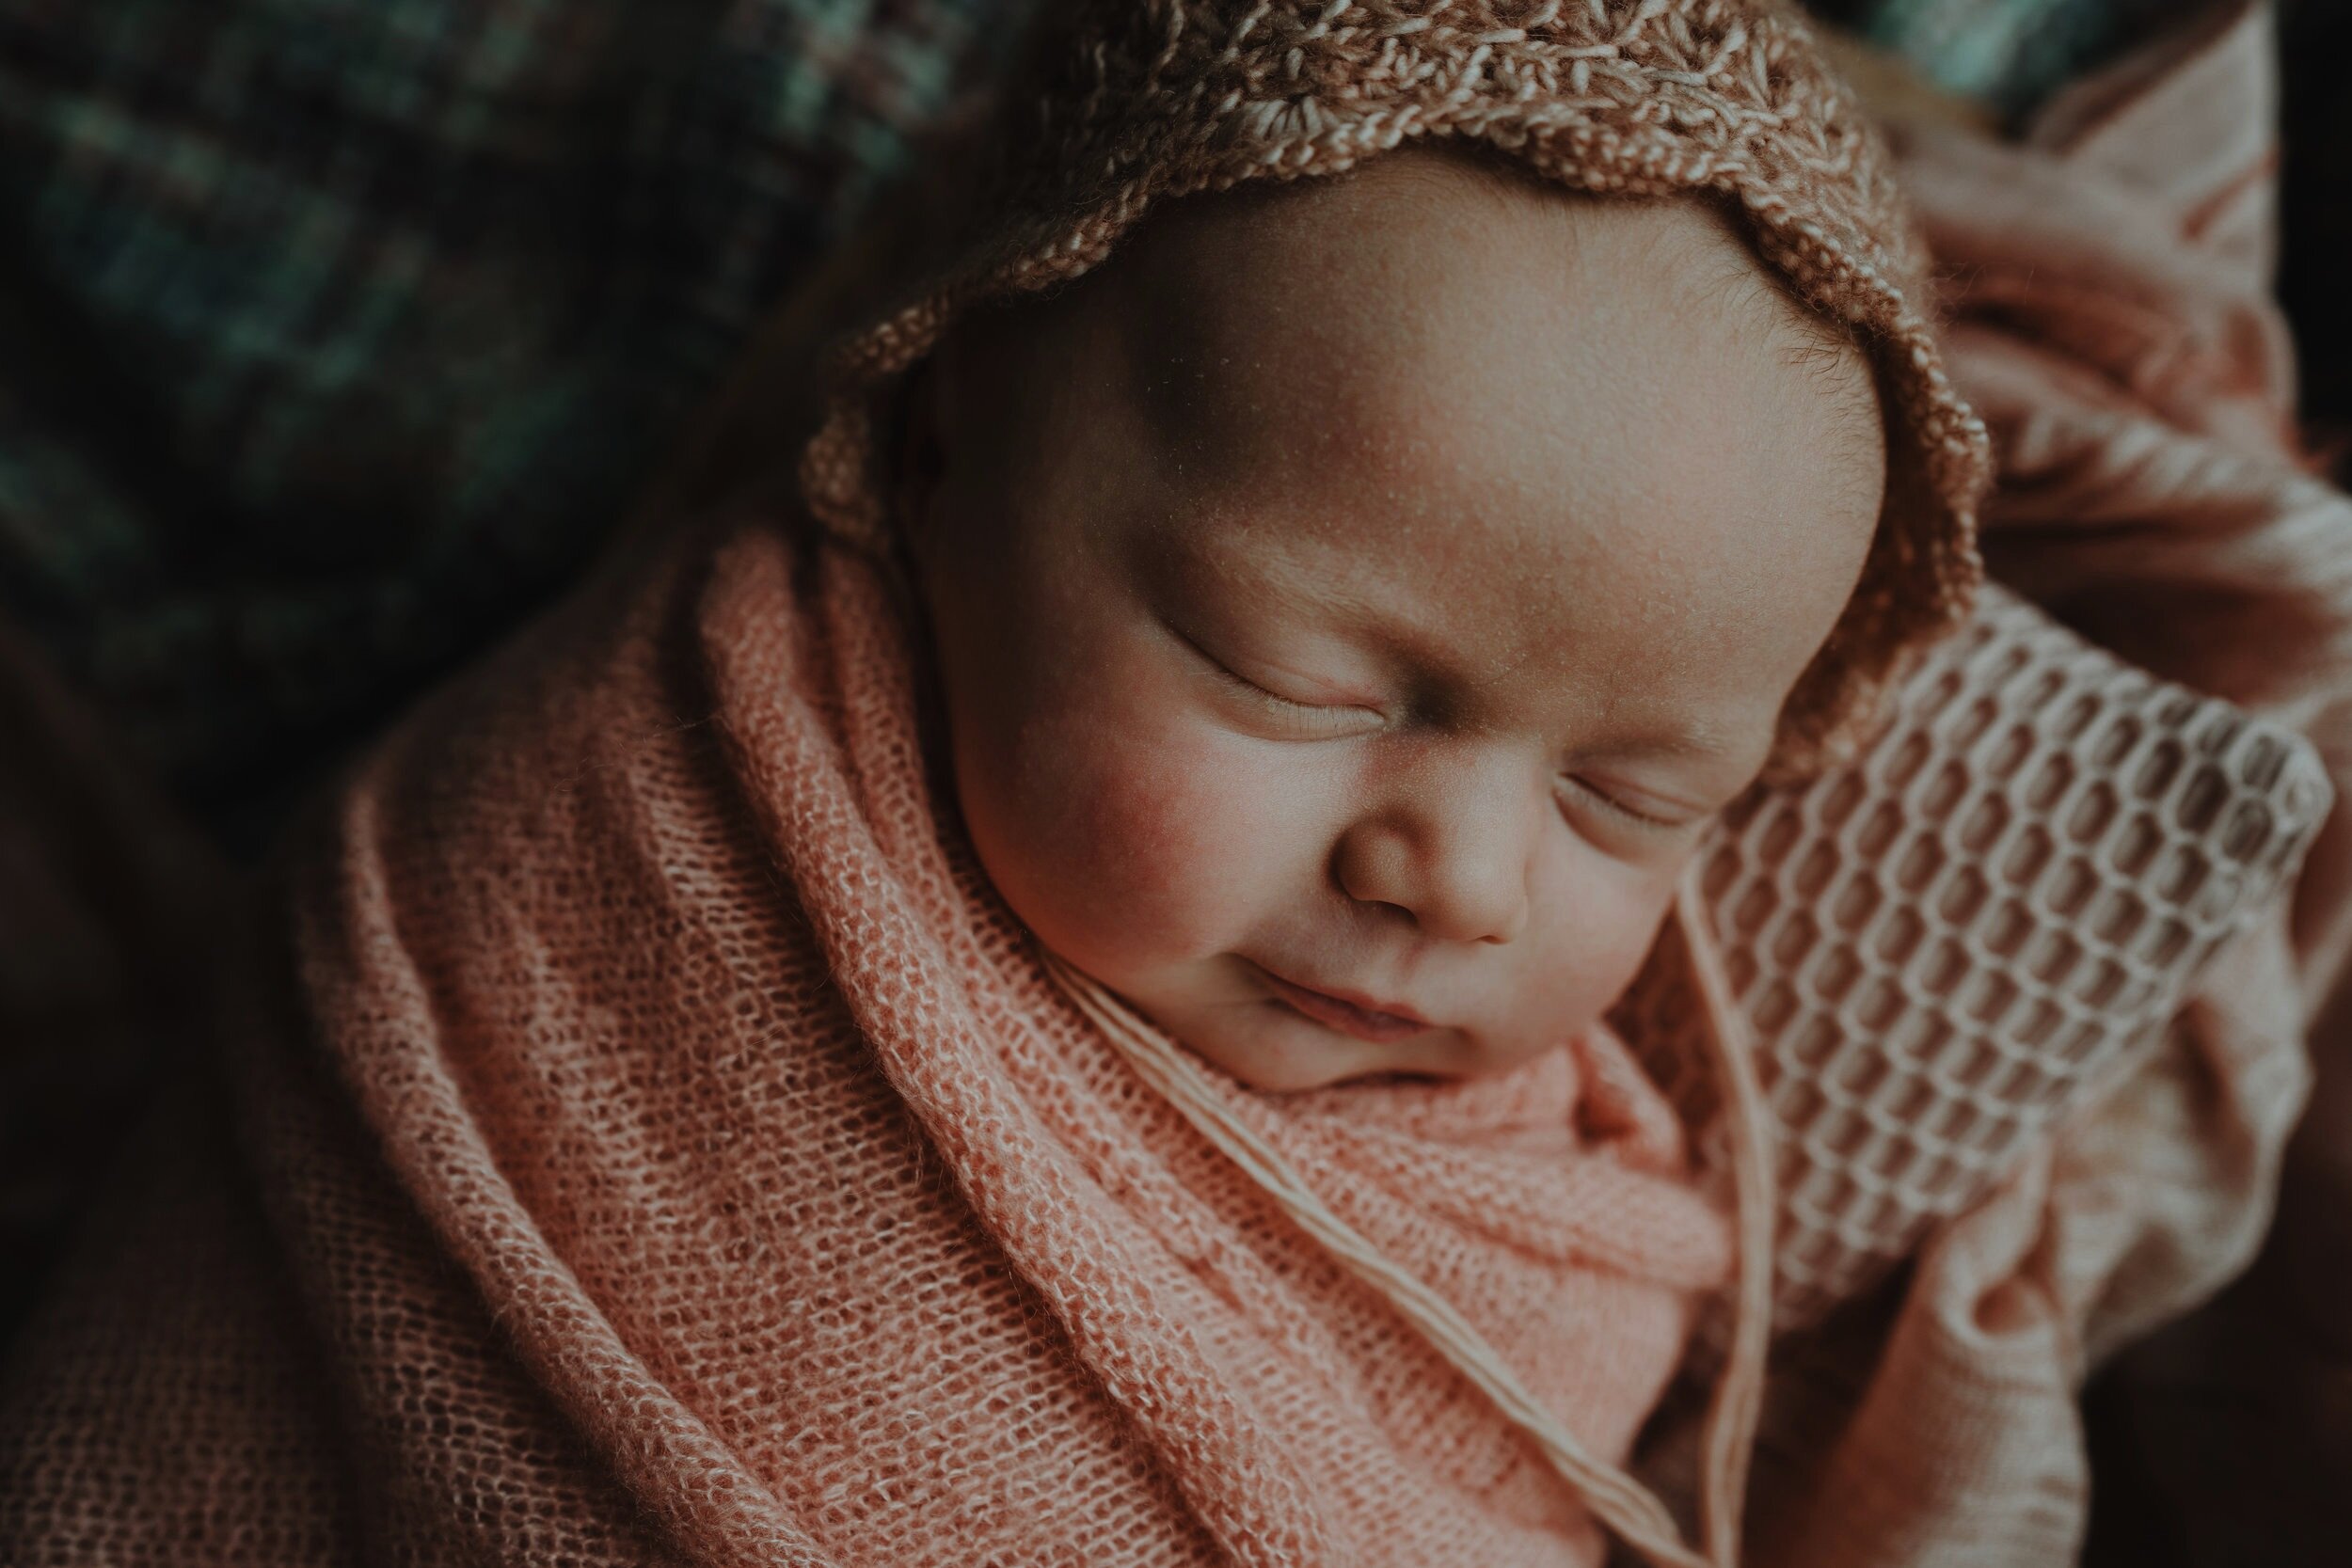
<box><xmin>0</xmin><ymin>520</ymin><xmax>1728</xmax><ymax>1568</ymax></box>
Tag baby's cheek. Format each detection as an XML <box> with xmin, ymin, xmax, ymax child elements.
<box><xmin>974</xmin><ymin>703</ymin><xmax>1307</xmax><ymax>970</ymax></box>
<box><xmin>1057</xmin><ymin>738</ymin><xmax>1237</xmax><ymax>946</ymax></box>
<box><xmin>1516</xmin><ymin>844</ymin><xmax>1681</xmax><ymax>1032</ymax></box>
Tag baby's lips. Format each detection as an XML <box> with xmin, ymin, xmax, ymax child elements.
<box><xmin>1257</xmin><ymin>968</ymin><xmax>1432</xmax><ymax>1044</ymax></box>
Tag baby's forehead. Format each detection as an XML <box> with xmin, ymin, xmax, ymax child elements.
<box><xmin>1083</xmin><ymin>152</ymin><xmax>1879</xmax><ymax>526</ymax></box>
<box><xmin>961</xmin><ymin>151</ymin><xmax>1892</xmax><ymax>762</ymax></box>
<box><xmin>1110</xmin><ymin>152</ymin><xmax>1834</xmax><ymax>394</ymax></box>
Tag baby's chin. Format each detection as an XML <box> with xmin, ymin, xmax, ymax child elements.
<box><xmin>1116</xmin><ymin>983</ymin><xmax>1518</xmax><ymax>1093</ymax></box>
<box><xmin>1139</xmin><ymin>995</ymin><xmax>1418</xmax><ymax>1091</ymax></box>
<box><xmin>1054</xmin><ymin>942</ymin><xmax>1613</xmax><ymax>1091</ymax></box>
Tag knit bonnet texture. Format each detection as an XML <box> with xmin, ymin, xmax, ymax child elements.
<box><xmin>800</xmin><ymin>0</ymin><xmax>1994</xmax><ymax>770</ymax></box>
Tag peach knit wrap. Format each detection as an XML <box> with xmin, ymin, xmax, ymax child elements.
<box><xmin>0</xmin><ymin>523</ymin><xmax>1735</xmax><ymax>1566</ymax></box>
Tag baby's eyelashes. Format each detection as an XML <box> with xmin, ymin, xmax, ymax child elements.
<box><xmin>1558</xmin><ymin>775</ymin><xmax>1690</xmax><ymax>829</ymax></box>
<box><xmin>1211</xmin><ymin>664</ymin><xmax>1388</xmax><ymax>738</ymax></box>
<box><xmin>1158</xmin><ymin>616</ymin><xmax>1390</xmax><ymax>740</ymax></box>
<box><xmin>1553</xmin><ymin>773</ymin><xmax>1724</xmax><ymax>859</ymax></box>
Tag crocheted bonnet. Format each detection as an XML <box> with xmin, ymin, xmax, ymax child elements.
<box><xmin>798</xmin><ymin>0</ymin><xmax>1994</xmax><ymax>770</ymax></box>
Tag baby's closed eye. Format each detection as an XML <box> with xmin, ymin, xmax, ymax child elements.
<box><xmin>1155</xmin><ymin>613</ymin><xmax>1389</xmax><ymax>741</ymax></box>
<box><xmin>1554</xmin><ymin>772</ymin><xmax>1711</xmax><ymax>834</ymax></box>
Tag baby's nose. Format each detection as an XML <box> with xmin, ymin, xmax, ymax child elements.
<box><xmin>1331</xmin><ymin>748</ymin><xmax>1539</xmax><ymax>945</ymax></box>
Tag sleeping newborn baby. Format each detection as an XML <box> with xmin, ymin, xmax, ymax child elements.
<box><xmin>909</xmin><ymin>150</ymin><xmax>1886</xmax><ymax>1095</ymax></box>
<box><xmin>0</xmin><ymin>6</ymin><xmax>1988</xmax><ymax>1568</ymax></box>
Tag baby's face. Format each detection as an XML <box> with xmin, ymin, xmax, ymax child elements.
<box><xmin>906</xmin><ymin>150</ymin><xmax>1884</xmax><ymax>1091</ymax></box>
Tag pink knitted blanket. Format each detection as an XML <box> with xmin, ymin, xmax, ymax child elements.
<box><xmin>0</xmin><ymin>522</ymin><xmax>1729</xmax><ymax>1566</ymax></box>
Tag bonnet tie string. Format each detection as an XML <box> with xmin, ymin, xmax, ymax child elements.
<box><xmin>1042</xmin><ymin>860</ymin><xmax>1776</xmax><ymax>1568</ymax></box>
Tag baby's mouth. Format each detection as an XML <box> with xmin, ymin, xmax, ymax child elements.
<box><xmin>1254</xmin><ymin>967</ymin><xmax>1431</xmax><ymax>1045</ymax></box>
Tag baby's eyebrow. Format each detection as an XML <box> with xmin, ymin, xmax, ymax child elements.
<box><xmin>1221</xmin><ymin>548</ymin><xmax>1469</xmax><ymax>678</ymax></box>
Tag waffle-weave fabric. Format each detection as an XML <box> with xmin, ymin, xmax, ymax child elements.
<box><xmin>0</xmin><ymin>520</ymin><xmax>1736</xmax><ymax>1566</ymax></box>
<box><xmin>1615</xmin><ymin>582</ymin><xmax>2330</xmax><ymax>1333</ymax></box>
<box><xmin>0</xmin><ymin>0</ymin><xmax>1020</xmax><ymax>832</ymax></box>
<box><xmin>1623</xmin><ymin>14</ymin><xmax>2352</xmax><ymax>1560</ymax></box>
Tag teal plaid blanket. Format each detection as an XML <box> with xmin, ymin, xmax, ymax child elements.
<box><xmin>0</xmin><ymin>0</ymin><xmax>1015</xmax><ymax>840</ymax></box>
<box><xmin>0</xmin><ymin>0</ymin><xmax>2177</xmax><ymax>844</ymax></box>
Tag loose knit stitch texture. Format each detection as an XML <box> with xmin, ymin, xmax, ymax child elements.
<box><xmin>0</xmin><ymin>527</ymin><xmax>1732</xmax><ymax>1567</ymax></box>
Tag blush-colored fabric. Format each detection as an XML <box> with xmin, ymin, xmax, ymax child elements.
<box><xmin>1618</xmin><ymin>582</ymin><xmax>2329</xmax><ymax>1338</ymax></box>
<box><xmin>1631</xmin><ymin>8</ymin><xmax>2352</xmax><ymax>1563</ymax></box>
<box><xmin>0</xmin><ymin>522</ymin><xmax>1730</xmax><ymax>1568</ymax></box>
